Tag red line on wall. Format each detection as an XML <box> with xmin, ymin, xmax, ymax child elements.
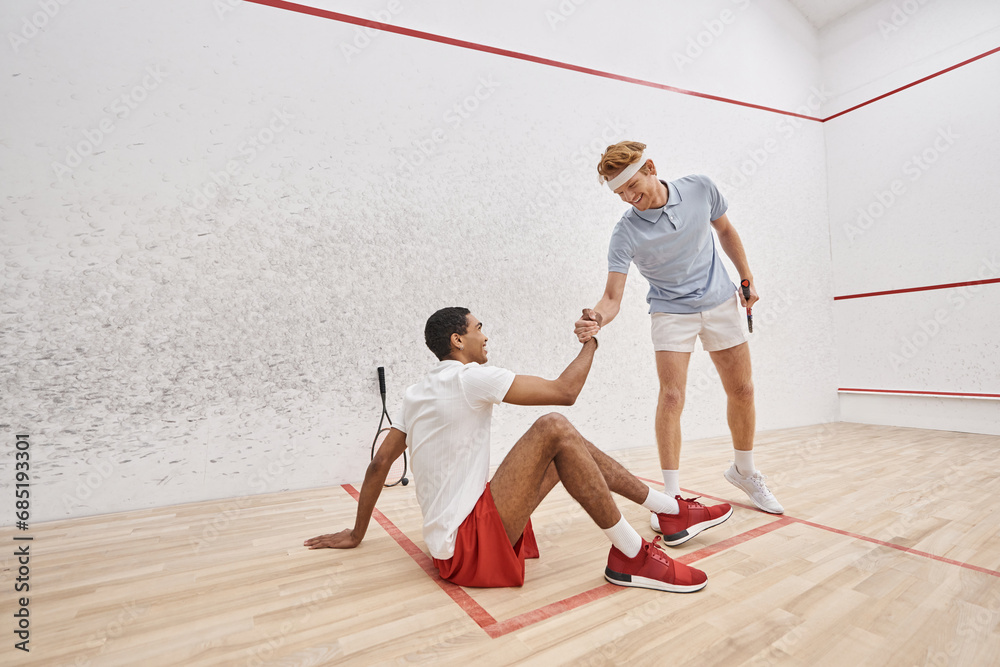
<box><xmin>243</xmin><ymin>0</ymin><xmax>820</xmax><ymax>122</ymax></box>
<box><xmin>824</xmin><ymin>46</ymin><xmax>1000</xmax><ymax>121</ymax></box>
<box><xmin>838</xmin><ymin>388</ymin><xmax>1000</xmax><ymax>400</ymax></box>
<box><xmin>834</xmin><ymin>277</ymin><xmax>1000</xmax><ymax>300</ymax></box>
<box><xmin>244</xmin><ymin>0</ymin><xmax>999</xmax><ymax>123</ymax></box>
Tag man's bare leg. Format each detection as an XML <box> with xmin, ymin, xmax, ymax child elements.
<box><xmin>490</xmin><ymin>413</ymin><xmax>624</xmax><ymax>544</ymax></box>
<box><xmin>490</xmin><ymin>412</ymin><xmax>711</xmax><ymax>593</ymax></box>
<box><xmin>655</xmin><ymin>351</ymin><xmax>691</xmax><ymax>496</ymax></box>
<box><xmin>708</xmin><ymin>342</ymin><xmax>754</xmax><ymax>453</ymax></box>
<box><xmin>579</xmin><ymin>439</ymin><xmax>658</xmax><ymax>506</ymax></box>
<box><xmin>711</xmin><ymin>342</ymin><xmax>784</xmax><ymax>513</ymax></box>
<box><xmin>652</xmin><ymin>349</ymin><xmax>734</xmax><ymax>530</ymax></box>
<box><xmin>491</xmin><ymin>413</ymin><xmax>678</xmax><ymax>543</ymax></box>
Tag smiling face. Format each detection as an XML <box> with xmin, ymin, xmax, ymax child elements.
<box><xmin>612</xmin><ymin>159</ymin><xmax>668</xmax><ymax>210</ymax></box>
<box><xmin>453</xmin><ymin>314</ymin><xmax>489</xmax><ymax>364</ymax></box>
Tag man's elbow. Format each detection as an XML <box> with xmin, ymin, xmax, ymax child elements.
<box><xmin>560</xmin><ymin>388</ymin><xmax>581</xmax><ymax>406</ymax></box>
<box><xmin>367</xmin><ymin>455</ymin><xmax>390</xmax><ymax>477</ymax></box>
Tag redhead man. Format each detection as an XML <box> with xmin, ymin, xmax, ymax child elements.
<box><xmin>575</xmin><ymin>141</ymin><xmax>783</xmax><ymax>529</ymax></box>
<box><xmin>306</xmin><ymin>307</ymin><xmax>732</xmax><ymax>592</ymax></box>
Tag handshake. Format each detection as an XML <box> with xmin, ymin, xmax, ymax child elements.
<box><xmin>574</xmin><ymin>308</ymin><xmax>604</xmax><ymax>344</ymax></box>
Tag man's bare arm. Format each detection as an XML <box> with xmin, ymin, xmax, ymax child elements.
<box><xmin>304</xmin><ymin>427</ymin><xmax>407</xmax><ymax>549</ymax></box>
<box><xmin>503</xmin><ymin>338</ymin><xmax>598</xmax><ymax>406</ymax></box>
<box><xmin>575</xmin><ymin>272</ymin><xmax>627</xmax><ymax>342</ymax></box>
<box><xmin>711</xmin><ymin>213</ymin><xmax>759</xmax><ymax>308</ymax></box>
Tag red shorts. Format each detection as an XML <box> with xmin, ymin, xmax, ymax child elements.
<box><xmin>433</xmin><ymin>483</ymin><xmax>539</xmax><ymax>588</ymax></box>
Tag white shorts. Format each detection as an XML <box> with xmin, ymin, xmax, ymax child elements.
<box><xmin>650</xmin><ymin>294</ymin><xmax>749</xmax><ymax>353</ymax></box>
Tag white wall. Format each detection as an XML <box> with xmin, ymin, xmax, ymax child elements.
<box><xmin>819</xmin><ymin>0</ymin><xmax>1000</xmax><ymax>117</ymax></box>
<box><xmin>823</xmin><ymin>0</ymin><xmax>1000</xmax><ymax>434</ymax></box>
<box><xmin>1</xmin><ymin>0</ymin><xmax>836</xmax><ymax>520</ymax></box>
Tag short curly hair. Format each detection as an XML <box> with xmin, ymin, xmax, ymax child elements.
<box><xmin>424</xmin><ymin>307</ymin><xmax>471</xmax><ymax>360</ymax></box>
<box><xmin>597</xmin><ymin>141</ymin><xmax>650</xmax><ymax>182</ymax></box>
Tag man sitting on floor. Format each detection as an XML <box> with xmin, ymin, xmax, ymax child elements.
<box><xmin>305</xmin><ymin>307</ymin><xmax>732</xmax><ymax>592</ymax></box>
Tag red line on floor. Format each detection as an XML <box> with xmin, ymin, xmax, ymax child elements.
<box><xmin>344</xmin><ymin>470</ymin><xmax>1000</xmax><ymax>641</ymax></box>
<box><xmin>634</xmin><ymin>478</ymin><xmax>1000</xmax><ymax>578</ymax></box>
<box><xmin>482</xmin><ymin>584</ymin><xmax>622</xmax><ymax>638</ymax></box>
<box><xmin>341</xmin><ymin>483</ymin><xmax>793</xmax><ymax>638</ymax></box>
<box><xmin>675</xmin><ymin>516</ymin><xmax>794</xmax><ymax>565</ymax></box>
<box><xmin>243</xmin><ymin>0</ymin><xmax>820</xmax><ymax>122</ymax></box>
<box><xmin>483</xmin><ymin>518</ymin><xmax>796</xmax><ymax>637</ymax></box>
<box><xmin>792</xmin><ymin>517</ymin><xmax>1000</xmax><ymax>578</ymax></box>
<box><xmin>824</xmin><ymin>46</ymin><xmax>1000</xmax><ymax>121</ymax></box>
<box><xmin>834</xmin><ymin>277</ymin><xmax>1000</xmax><ymax>300</ymax></box>
<box><xmin>838</xmin><ymin>388</ymin><xmax>1000</xmax><ymax>400</ymax></box>
<box><xmin>342</xmin><ymin>484</ymin><xmax>497</xmax><ymax>629</ymax></box>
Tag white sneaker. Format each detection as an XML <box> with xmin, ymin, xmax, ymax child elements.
<box><xmin>724</xmin><ymin>463</ymin><xmax>784</xmax><ymax>514</ymax></box>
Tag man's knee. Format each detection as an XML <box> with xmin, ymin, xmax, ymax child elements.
<box><xmin>728</xmin><ymin>381</ymin><xmax>754</xmax><ymax>403</ymax></box>
<box><xmin>535</xmin><ymin>412</ymin><xmax>573</xmax><ymax>435</ymax></box>
<box><xmin>533</xmin><ymin>412</ymin><xmax>576</xmax><ymax>440</ymax></box>
<box><xmin>658</xmin><ymin>389</ymin><xmax>685</xmax><ymax>413</ymax></box>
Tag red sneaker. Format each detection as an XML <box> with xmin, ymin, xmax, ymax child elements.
<box><xmin>653</xmin><ymin>496</ymin><xmax>733</xmax><ymax>546</ymax></box>
<box><xmin>605</xmin><ymin>537</ymin><xmax>707</xmax><ymax>593</ymax></box>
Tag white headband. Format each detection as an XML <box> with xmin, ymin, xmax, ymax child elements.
<box><xmin>601</xmin><ymin>153</ymin><xmax>647</xmax><ymax>190</ymax></box>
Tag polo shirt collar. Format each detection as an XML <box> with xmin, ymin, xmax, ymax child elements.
<box><xmin>632</xmin><ymin>180</ymin><xmax>679</xmax><ymax>223</ymax></box>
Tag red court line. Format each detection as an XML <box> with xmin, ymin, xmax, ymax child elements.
<box><xmin>342</xmin><ymin>483</ymin><xmax>787</xmax><ymax>638</ymax></box>
<box><xmin>824</xmin><ymin>46</ymin><xmax>1000</xmax><ymax>121</ymax></box>
<box><xmin>834</xmin><ymin>277</ymin><xmax>1000</xmax><ymax>300</ymax></box>
<box><xmin>792</xmin><ymin>517</ymin><xmax>1000</xmax><ymax>579</ymax></box>
<box><xmin>244</xmin><ymin>0</ymin><xmax>997</xmax><ymax>123</ymax></box>
<box><xmin>482</xmin><ymin>583</ymin><xmax>621</xmax><ymax>639</ymax></box>
<box><xmin>676</xmin><ymin>516</ymin><xmax>794</xmax><ymax>565</ymax></box>
<box><xmin>484</xmin><ymin>517</ymin><xmax>790</xmax><ymax>637</ymax></box>
<box><xmin>468</xmin><ymin>511</ymin><xmax>784</xmax><ymax>637</ymax></box>
<box><xmin>839</xmin><ymin>388</ymin><xmax>1000</xmax><ymax>400</ymax></box>
<box><xmin>345</xmin><ymin>474</ymin><xmax>1000</xmax><ymax>641</ymax></box>
<box><xmin>342</xmin><ymin>484</ymin><xmax>497</xmax><ymax>629</ymax></box>
<box><xmin>243</xmin><ymin>0</ymin><xmax>820</xmax><ymax>122</ymax></box>
<box><xmin>635</xmin><ymin>478</ymin><xmax>1000</xmax><ymax>579</ymax></box>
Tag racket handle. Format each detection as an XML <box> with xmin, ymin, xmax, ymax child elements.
<box><xmin>740</xmin><ymin>280</ymin><xmax>753</xmax><ymax>333</ymax></box>
<box><xmin>377</xmin><ymin>366</ymin><xmax>386</xmax><ymax>395</ymax></box>
<box><xmin>740</xmin><ymin>279</ymin><xmax>751</xmax><ymax>302</ymax></box>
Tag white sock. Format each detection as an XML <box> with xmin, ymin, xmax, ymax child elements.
<box><xmin>662</xmin><ymin>470</ymin><xmax>680</xmax><ymax>498</ymax></box>
<box><xmin>734</xmin><ymin>449</ymin><xmax>756</xmax><ymax>476</ymax></box>
<box><xmin>642</xmin><ymin>488</ymin><xmax>679</xmax><ymax>515</ymax></box>
<box><xmin>602</xmin><ymin>515</ymin><xmax>643</xmax><ymax>558</ymax></box>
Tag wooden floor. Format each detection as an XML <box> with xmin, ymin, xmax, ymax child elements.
<box><xmin>4</xmin><ymin>423</ymin><xmax>1000</xmax><ymax>666</ymax></box>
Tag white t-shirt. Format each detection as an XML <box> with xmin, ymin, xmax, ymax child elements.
<box><xmin>393</xmin><ymin>360</ymin><xmax>516</xmax><ymax>559</ymax></box>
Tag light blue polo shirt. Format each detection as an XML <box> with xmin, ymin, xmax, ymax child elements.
<box><xmin>607</xmin><ymin>174</ymin><xmax>736</xmax><ymax>314</ymax></box>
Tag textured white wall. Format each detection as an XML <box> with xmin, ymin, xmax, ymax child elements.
<box><xmin>819</xmin><ymin>0</ymin><xmax>1000</xmax><ymax>117</ymax></box>
<box><xmin>2</xmin><ymin>0</ymin><xmax>836</xmax><ymax>521</ymax></box>
<box><xmin>823</xmin><ymin>1</ymin><xmax>1000</xmax><ymax>433</ymax></box>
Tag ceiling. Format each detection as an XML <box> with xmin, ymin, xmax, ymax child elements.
<box><xmin>787</xmin><ymin>0</ymin><xmax>883</xmax><ymax>29</ymax></box>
